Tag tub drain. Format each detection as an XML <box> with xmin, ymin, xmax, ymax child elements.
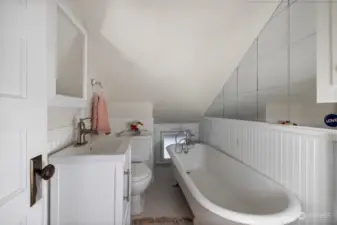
<box><xmin>186</xmin><ymin>171</ymin><xmax>191</xmax><ymax>174</ymax></box>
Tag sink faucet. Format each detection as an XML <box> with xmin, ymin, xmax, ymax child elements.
<box><xmin>75</xmin><ymin>117</ymin><xmax>97</xmax><ymax>146</ymax></box>
<box><xmin>175</xmin><ymin>130</ymin><xmax>196</xmax><ymax>153</ymax></box>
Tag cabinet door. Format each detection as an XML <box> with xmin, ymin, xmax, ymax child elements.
<box><xmin>115</xmin><ymin>147</ymin><xmax>131</xmax><ymax>225</ymax></box>
<box><xmin>123</xmin><ymin>147</ymin><xmax>131</xmax><ymax>225</ymax></box>
<box><xmin>317</xmin><ymin>0</ymin><xmax>337</xmax><ymax>102</ymax></box>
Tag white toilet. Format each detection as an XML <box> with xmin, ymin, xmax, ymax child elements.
<box><xmin>130</xmin><ymin>135</ymin><xmax>153</xmax><ymax>215</ymax></box>
<box><xmin>131</xmin><ymin>162</ymin><xmax>152</xmax><ymax>215</ymax></box>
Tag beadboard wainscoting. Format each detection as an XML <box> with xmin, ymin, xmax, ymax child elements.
<box><xmin>47</xmin><ymin>126</ymin><xmax>75</xmax><ymax>154</ymax></box>
<box><xmin>200</xmin><ymin>117</ymin><xmax>335</xmax><ymax>225</ymax></box>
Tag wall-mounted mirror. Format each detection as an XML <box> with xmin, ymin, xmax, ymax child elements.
<box><xmin>237</xmin><ymin>40</ymin><xmax>258</xmax><ymax>121</ymax></box>
<box><xmin>49</xmin><ymin>1</ymin><xmax>87</xmax><ymax>108</ymax></box>
<box><xmin>223</xmin><ymin>69</ymin><xmax>238</xmax><ymax>119</ymax></box>
<box><xmin>205</xmin><ymin>91</ymin><xmax>223</xmax><ymax>118</ymax></box>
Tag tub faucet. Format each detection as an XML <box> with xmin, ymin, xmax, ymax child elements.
<box><xmin>175</xmin><ymin>130</ymin><xmax>196</xmax><ymax>153</ymax></box>
<box><xmin>75</xmin><ymin>117</ymin><xmax>97</xmax><ymax>146</ymax></box>
<box><xmin>177</xmin><ymin>138</ymin><xmax>190</xmax><ymax>154</ymax></box>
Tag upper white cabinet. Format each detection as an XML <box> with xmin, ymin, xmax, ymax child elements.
<box><xmin>48</xmin><ymin>0</ymin><xmax>88</xmax><ymax>108</ymax></box>
<box><xmin>317</xmin><ymin>0</ymin><xmax>337</xmax><ymax>103</ymax></box>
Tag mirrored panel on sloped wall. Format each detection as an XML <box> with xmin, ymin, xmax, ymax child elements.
<box><xmin>223</xmin><ymin>69</ymin><xmax>238</xmax><ymax>119</ymax></box>
<box><xmin>289</xmin><ymin>1</ymin><xmax>316</xmax><ymax>126</ymax></box>
<box><xmin>238</xmin><ymin>40</ymin><xmax>258</xmax><ymax>121</ymax></box>
<box><xmin>205</xmin><ymin>89</ymin><xmax>223</xmax><ymax>118</ymax></box>
<box><xmin>257</xmin><ymin>4</ymin><xmax>289</xmax><ymax>124</ymax></box>
<box><xmin>205</xmin><ymin>0</ymin><xmax>337</xmax><ymax>128</ymax></box>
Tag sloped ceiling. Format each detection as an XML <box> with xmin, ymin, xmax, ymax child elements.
<box><xmin>65</xmin><ymin>0</ymin><xmax>280</xmax><ymax>122</ymax></box>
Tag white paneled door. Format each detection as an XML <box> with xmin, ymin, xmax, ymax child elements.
<box><xmin>0</xmin><ymin>1</ymin><xmax>48</xmax><ymax>225</ymax></box>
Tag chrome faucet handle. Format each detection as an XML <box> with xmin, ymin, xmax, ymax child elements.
<box><xmin>78</xmin><ymin>117</ymin><xmax>95</xmax><ymax>132</ymax></box>
<box><xmin>185</xmin><ymin>130</ymin><xmax>195</xmax><ymax>139</ymax></box>
<box><xmin>186</xmin><ymin>129</ymin><xmax>194</xmax><ymax>134</ymax></box>
<box><xmin>178</xmin><ymin>138</ymin><xmax>187</xmax><ymax>144</ymax></box>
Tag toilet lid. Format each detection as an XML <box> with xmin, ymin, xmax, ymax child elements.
<box><xmin>132</xmin><ymin>162</ymin><xmax>151</xmax><ymax>182</ymax></box>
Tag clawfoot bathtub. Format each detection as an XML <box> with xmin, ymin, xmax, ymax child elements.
<box><xmin>167</xmin><ymin>144</ymin><xmax>301</xmax><ymax>225</ymax></box>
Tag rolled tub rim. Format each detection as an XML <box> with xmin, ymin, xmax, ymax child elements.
<box><xmin>167</xmin><ymin>143</ymin><xmax>302</xmax><ymax>225</ymax></box>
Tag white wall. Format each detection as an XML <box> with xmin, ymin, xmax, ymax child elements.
<box><xmin>108</xmin><ymin>102</ymin><xmax>152</xmax><ymax>118</ymax></box>
<box><xmin>64</xmin><ymin>0</ymin><xmax>280</xmax><ymax>122</ymax></box>
<box><xmin>205</xmin><ymin>0</ymin><xmax>337</xmax><ymax>128</ymax></box>
<box><xmin>46</xmin><ymin>0</ymin><xmax>278</xmax><ymax>151</ymax></box>
<box><xmin>154</xmin><ymin>123</ymin><xmax>199</xmax><ymax>164</ymax></box>
<box><xmin>108</xmin><ymin>102</ymin><xmax>154</xmax><ymax>134</ymax></box>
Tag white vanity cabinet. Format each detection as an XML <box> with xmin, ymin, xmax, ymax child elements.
<box><xmin>49</xmin><ymin>137</ymin><xmax>131</xmax><ymax>225</ymax></box>
<box><xmin>317</xmin><ymin>0</ymin><xmax>337</xmax><ymax>103</ymax></box>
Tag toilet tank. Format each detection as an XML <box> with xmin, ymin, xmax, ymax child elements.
<box><xmin>130</xmin><ymin>135</ymin><xmax>153</xmax><ymax>170</ymax></box>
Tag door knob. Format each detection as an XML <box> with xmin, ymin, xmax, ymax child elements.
<box><xmin>30</xmin><ymin>155</ymin><xmax>55</xmax><ymax>206</ymax></box>
<box><xmin>35</xmin><ymin>164</ymin><xmax>55</xmax><ymax>180</ymax></box>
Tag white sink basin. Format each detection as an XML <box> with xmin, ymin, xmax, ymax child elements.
<box><xmin>50</xmin><ymin>135</ymin><xmax>131</xmax><ymax>163</ymax></box>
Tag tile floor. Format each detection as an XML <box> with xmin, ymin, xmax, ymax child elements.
<box><xmin>132</xmin><ymin>164</ymin><xmax>193</xmax><ymax>224</ymax></box>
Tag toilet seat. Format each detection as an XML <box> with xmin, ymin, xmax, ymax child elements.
<box><xmin>132</xmin><ymin>162</ymin><xmax>151</xmax><ymax>182</ymax></box>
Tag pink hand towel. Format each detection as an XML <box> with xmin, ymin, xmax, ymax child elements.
<box><xmin>91</xmin><ymin>93</ymin><xmax>111</xmax><ymax>135</ymax></box>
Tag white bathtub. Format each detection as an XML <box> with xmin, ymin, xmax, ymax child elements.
<box><xmin>167</xmin><ymin>144</ymin><xmax>301</xmax><ymax>225</ymax></box>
